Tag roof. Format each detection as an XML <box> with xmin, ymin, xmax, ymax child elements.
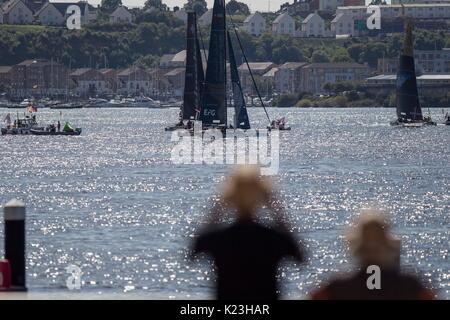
<box><xmin>160</xmin><ymin>54</ymin><xmax>176</xmax><ymax>64</ymax></box>
<box><xmin>263</xmin><ymin>67</ymin><xmax>278</xmax><ymax>77</ymax></box>
<box><xmin>244</xmin><ymin>12</ymin><xmax>264</xmax><ymax>23</ymax></box>
<box><xmin>117</xmin><ymin>68</ymin><xmax>149</xmax><ymax>76</ymax></box>
<box><xmin>302</xmin><ymin>13</ymin><xmax>322</xmax><ymax>24</ymax></box>
<box><xmin>279</xmin><ymin>62</ymin><xmax>308</xmax><ymax>70</ymax></box>
<box><xmin>331</xmin><ymin>13</ymin><xmax>345</xmax><ymax>23</ymax></box>
<box><xmin>111</xmin><ymin>5</ymin><xmax>131</xmax><ymax>16</ymax></box>
<box><xmin>99</xmin><ymin>68</ymin><xmax>116</xmax><ymax>75</ymax></box>
<box><xmin>17</xmin><ymin>59</ymin><xmax>53</xmax><ymax>67</ymax></box>
<box><xmin>2</xmin><ymin>0</ymin><xmax>30</xmax><ymax>14</ymax></box>
<box><xmin>238</xmin><ymin>62</ymin><xmax>275</xmax><ymax>71</ymax></box>
<box><xmin>36</xmin><ymin>2</ymin><xmax>89</xmax><ymax>16</ymax></box>
<box><xmin>304</xmin><ymin>62</ymin><xmax>369</xmax><ymax>69</ymax></box>
<box><xmin>367</xmin><ymin>74</ymin><xmax>450</xmax><ymax>81</ymax></box>
<box><xmin>338</xmin><ymin>4</ymin><xmax>450</xmax><ymax>9</ymax></box>
<box><xmin>0</xmin><ymin>66</ymin><xmax>12</xmax><ymax>73</ymax></box>
<box><xmin>70</xmin><ymin>68</ymin><xmax>93</xmax><ymax>76</ymax></box>
<box><xmin>165</xmin><ymin>68</ymin><xmax>185</xmax><ymax>77</ymax></box>
<box><xmin>273</xmin><ymin>13</ymin><xmax>293</xmax><ymax>24</ymax></box>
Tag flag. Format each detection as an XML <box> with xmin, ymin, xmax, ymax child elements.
<box><xmin>4</xmin><ymin>113</ymin><xmax>11</xmax><ymax>125</ymax></box>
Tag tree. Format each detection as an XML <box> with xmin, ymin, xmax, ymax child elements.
<box><xmin>311</xmin><ymin>50</ymin><xmax>330</xmax><ymax>63</ymax></box>
<box><xmin>226</xmin><ymin>0</ymin><xmax>250</xmax><ymax>16</ymax></box>
<box><xmin>184</xmin><ymin>0</ymin><xmax>208</xmax><ymax>16</ymax></box>
<box><xmin>100</xmin><ymin>0</ymin><xmax>122</xmax><ymax>12</ymax></box>
<box><xmin>144</xmin><ymin>0</ymin><xmax>168</xmax><ymax>11</ymax></box>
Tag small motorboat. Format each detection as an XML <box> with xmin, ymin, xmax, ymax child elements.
<box><xmin>30</xmin><ymin>122</ymin><xmax>82</xmax><ymax>136</ymax></box>
<box><xmin>30</xmin><ymin>127</ymin><xmax>82</xmax><ymax>136</ymax></box>
<box><xmin>267</xmin><ymin>118</ymin><xmax>291</xmax><ymax>131</ymax></box>
<box><xmin>50</xmin><ymin>103</ymin><xmax>83</xmax><ymax>109</ymax></box>
<box><xmin>1</xmin><ymin>115</ymin><xmax>43</xmax><ymax>135</ymax></box>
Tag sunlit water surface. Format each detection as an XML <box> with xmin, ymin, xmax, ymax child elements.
<box><xmin>0</xmin><ymin>107</ymin><xmax>448</xmax><ymax>299</ymax></box>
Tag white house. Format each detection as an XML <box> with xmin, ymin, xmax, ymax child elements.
<box><xmin>331</xmin><ymin>13</ymin><xmax>355</xmax><ymax>37</ymax></box>
<box><xmin>1</xmin><ymin>0</ymin><xmax>34</xmax><ymax>24</ymax></box>
<box><xmin>35</xmin><ymin>2</ymin><xmax>97</xmax><ymax>26</ymax></box>
<box><xmin>198</xmin><ymin>8</ymin><xmax>212</xmax><ymax>26</ymax></box>
<box><xmin>272</xmin><ymin>13</ymin><xmax>295</xmax><ymax>36</ymax></box>
<box><xmin>173</xmin><ymin>8</ymin><xmax>187</xmax><ymax>23</ymax></box>
<box><xmin>301</xmin><ymin>12</ymin><xmax>326</xmax><ymax>37</ymax></box>
<box><xmin>242</xmin><ymin>12</ymin><xmax>266</xmax><ymax>37</ymax></box>
<box><xmin>70</xmin><ymin>68</ymin><xmax>110</xmax><ymax>97</ymax></box>
<box><xmin>109</xmin><ymin>6</ymin><xmax>132</xmax><ymax>24</ymax></box>
<box><xmin>35</xmin><ymin>2</ymin><xmax>65</xmax><ymax>26</ymax></box>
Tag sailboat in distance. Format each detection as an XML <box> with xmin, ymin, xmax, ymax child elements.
<box><xmin>227</xmin><ymin>30</ymin><xmax>250</xmax><ymax>130</ymax></box>
<box><xmin>165</xmin><ymin>11</ymin><xmax>204</xmax><ymax>131</ymax></box>
<box><xmin>391</xmin><ymin>20</ymin><xmax>436</xmax><ymax>127</ymax></box>
<box><xmin>198</xmin><ymin>0</ymin><xmax>228</xmax><ymax>129</ymax></box>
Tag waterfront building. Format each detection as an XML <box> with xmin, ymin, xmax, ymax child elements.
<box><xmin>300</xmin><ymin>62</ymin><xmax>370</xmax><ymax>94</ymax></box>
<box><xmin>365</xmin><ymin>74</ymin><xmax>450</xmax><ymax>96</ymax></box>
<box><xmin>274</xmin><ymin>62</ymin><xmax>308</xmax><ymax>94</ymax></box>
<box><xmin>377</xmin><ymin>49</ymin><xmax>450</xmax><ymax>75</ymax></box>
<box><xmin>336</xmin><ymin>4</ymin><xmax>450</xmax><ymax>20</ymax></box>
<box><xmin>117</xmin><ymin>68</ymin><xmax>155</xmax><ymax>96</ymax></box>
<box><xmin>238</xmin><ymin>62</ymin><xmax>277</xmax><ymax>95</ymax></box>
<box><xmin>70</xmin><ymin>68</ymin><xmax>108</xmax><ymax>98</ymax></box>
<box><xmin>7</xmin><ymin>59</ymin><xmax>68</xmax><ymax>97</ymax></box>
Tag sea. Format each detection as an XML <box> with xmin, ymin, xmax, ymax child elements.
<box><xmin>0</xmin><ymin>107</ymin><xmax>448</xmax><ymax>299</ymax></box>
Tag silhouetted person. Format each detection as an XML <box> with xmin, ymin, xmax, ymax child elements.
<box><xmin>192</xmin><ymin>166</ymin><xmax>305</xmax><ymax>300</ymax></box>
<box><xmin>57</xmin><ymin>121</ymin><xmax>61</xmax><ymax>132</ymax></box>
<box><xmin>311</xmin><ymin>210</ymin><xmax>434</xmax><ymax>300</ymax></box>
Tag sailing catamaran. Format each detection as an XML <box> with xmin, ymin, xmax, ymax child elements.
<box><xmin>228</xmin><ymin>30</ymin><xmax>250</xmax><ymax>130</ymax></box>
<box><xmin>166</xmin><ymin>0</ymin><xmax>289</xmax><ymax>133</ymax></box>
<box><xmin>391</xmin><ymin>20</ymin><xmax>436</xmax><ymax>127</ymax></box>
<box><xmin>165</xmin><ymin>11</ymin><xmax>204</xmax><ymax>132</ymax></box>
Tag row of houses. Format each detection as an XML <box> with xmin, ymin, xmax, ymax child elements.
<box><xmin>0</xmin><ymin>0</ymin><xmax>132</xmax><ymax>26</ymax></box>
<box><xmin>0</xmin><ymin>59</ymin><xmax>174</xmax><ymax>98</ymax></box>
<box><xmin>241</xmin><ymin>3</ymin><xmax>450</xmax><ymax>38</ymax></box>
<box><xmin>0</xmin><ymin>56</ymin><xmax>371</xmax><ymax>98</ymax></box>
<box><xmin>378</xmin><ymin>49</ymin><xmax>450</xmax><ymax>75</ymax></box>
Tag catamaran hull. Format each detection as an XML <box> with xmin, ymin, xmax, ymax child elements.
<box><xmin>390</xmin><ymin>120</ymin><xmax>437</xmax><ymax>127</ymax></box>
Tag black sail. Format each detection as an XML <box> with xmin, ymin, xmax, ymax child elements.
<box><xmin>199</xmin><ymin>0</ymin><xmax>227</xmax><ymax>126</ymax></box>
<box><xmin>396</xmin><ymin>21</ymin><xmax>423</xmax><ymax>122</ymax></box>
<box><xmin>195</xmin><ymin>33</ymin><xmax>205</xmax><ymax>119</ymax></box>
<box><xmin>227</xmin><ymin>31</ymin><xmax>250</xmax><ymax>130</ymax></box>
<box><xmin>182</xmin><ymin>12</ymin><xmax>201</xmax><ymax>120</ymax></box>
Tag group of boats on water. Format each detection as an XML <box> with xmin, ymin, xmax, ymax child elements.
<box><xmin>1</xmin><ymin>112</ymin><xmax>81</xmax><ymax>136</ymax></box>
<box><xmin>164</xmin><ymin>1</ymin><xmax>448</xmax><ymax>133</ymax></box>
<box><xmin>1</xmin><ymin>3</ymin><xmax>449</xmax><ymax>137</ymax></box>
<box><xmin>164</xmin><ymin>2</ymin><xmax>290</xmax><ymax>133</ymax></box>
<box><xmin>0</xmin><ymin>96</ymin><xmax>167</xmax><ymax>110</ymax></box>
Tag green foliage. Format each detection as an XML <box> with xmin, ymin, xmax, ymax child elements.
<box><xmin>100</xmin><ymin>0</ymin><xmax>122</xmax><ymax>12</ymax></box>
<box><xmin>296</xmin><ymin>99</ymin><xmax>312</xmax><ymax>108</ymax></box>
<box><xmin>311</xmin><ymin>50</ymin><xmax>330</xmax><ymax>63</ymax></box>
<box><xmin>184</xmin><ymin>0</ymin><xmax>208</xmax><ymax>16</ymax></box>
<box><xmin>1</xmin><ymin>22</ymin><xmax>450</xmax><ymax>71</ymax></box>
<box><xmin>276</xmin><ymin>94</ymin><xmax>299</xmax><ymax>108</ymax></box>
<box><xmin>226</xmin><ymin>0</ymin><xmax>250</xmax><ymax>16</ymax></box>
<box><xmin>144</xmin><ymin>0</ymin><xmax>168</xmax><ymax>11</ymax></box>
